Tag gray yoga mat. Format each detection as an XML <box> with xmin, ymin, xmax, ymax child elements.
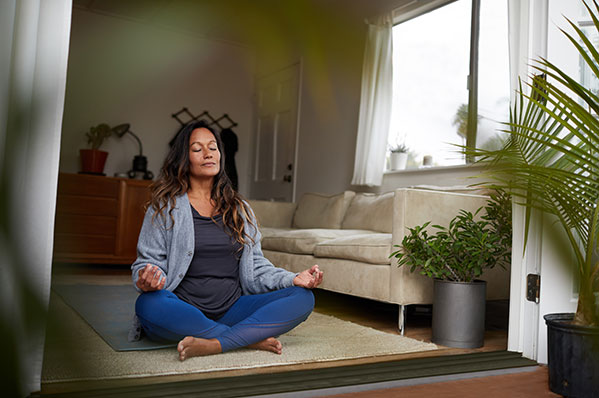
<box><xmin>52</xmin><ymin>283</ymin><xmax>176</xmax><ymax>351</ymax></box>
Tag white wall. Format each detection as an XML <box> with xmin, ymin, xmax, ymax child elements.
<box><xmin>294</xmin><ymin>47</ymin><xmax>365</xmax><ymax>198</ymax></box>
<box><xmin>60</xmin><ymin>8</ymin><xmax>255</xmax><ymax>196</ymax></box>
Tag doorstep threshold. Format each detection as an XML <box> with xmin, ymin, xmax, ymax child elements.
<box><xmin>32</xmin><ymin>351</ymin><xmax>536</xmax><ymax>398</ymax></box>
<box><xmin>252</xmin><ymin>365</ymin><xmax>541</xmax><ymax>398</ymax></box>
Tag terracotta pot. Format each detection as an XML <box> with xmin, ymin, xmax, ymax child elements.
<box><xmin>80</xmin><ymin>149</ymin><xmax>108</xmax><ymax>175</ymax></box>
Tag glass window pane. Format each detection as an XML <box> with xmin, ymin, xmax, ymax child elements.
<box><xmin>476</xmin><ymin>0</ymin><xmax>510</xmax><ymax>151</ymax></box>
<box><xmin>579</xmin><ymin>24</ymin><xmax>599</xmax><ymax>98</ymax></box>
<box><xmin>389</xmin><ymin>0</ymin><xmax>471</xmax><ymax>168</ymax></box>
<box><xmin>548</xmin><ymin>1</ymin><xmax>593</xmax><ymax>105</ymax></box>
<box><xmin>578</xmin><ymin>1</ymin><xmax>599</xmax><ymax>100</ymax></box>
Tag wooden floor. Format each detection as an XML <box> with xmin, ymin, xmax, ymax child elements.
<box><xmin>43</xmin><ymin>263</ymin><xmax>520</xmax><ymax>395</ymax></box>
<box><xmin>322</xmin><ymin>366</ymin><xmax>558</xmax><ymax>398</ymax></box>
<box><xmin>311</xmin><ymin>280</ymin><xmax>508</xmax><ymax>356</ymax></box>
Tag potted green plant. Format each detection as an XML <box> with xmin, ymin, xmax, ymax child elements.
<box><xmin>464</xmin><ymin>1</ymin><xmax>599</xmax><ymax>395</ymax></box>
<box><xmin>391</xmin><ymin>191</ymin><xmax>511</xmax><ymax>348</ymax></box>
<box><xmin>389</xmin><ymin>143</ymin><xmax>409</xmax><ymax>170</ymax></box>
<box><xmin>80</xmin><ymin>123</ymin><xmax>111</xmax><ymax>175</ymax></box>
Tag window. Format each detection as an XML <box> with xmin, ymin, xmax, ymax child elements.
<box><xmin>547</xmin><ymin>0</ymin><xmax>596</xmax><ymax>110</ymax></box>
<box><xmin>388</xmin><ymin>0</ymin><xmax>510</xmax><ymax>169</ymax></box>
<box><xmin>577</xmin><ymin>4</ymin><xmax>599</xmax><ymax>100</ymax></box>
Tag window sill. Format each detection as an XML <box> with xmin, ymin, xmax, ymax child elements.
<box><xmin>384</xmin><ymin>163</ymin><xmax>485</xmax><ymax>175</ymax></box>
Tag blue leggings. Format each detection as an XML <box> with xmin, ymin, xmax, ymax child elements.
<box><xmin>135</xmin><ymin>286</ymin><xmax>314</xmax><ymax>352</ymax></box>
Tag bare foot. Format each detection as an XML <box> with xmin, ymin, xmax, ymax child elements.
<box><xmin>248</xmin><ymin>337</ymin><xmax>283</xmax><ymax>354</ymax></box>
<box><xmin>177</xmin><ymin>336</ymin><xmax>222</xmax><ymax>361</ymax></box>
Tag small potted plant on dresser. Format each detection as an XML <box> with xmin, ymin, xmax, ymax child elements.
<box><xmin>80</xmin><ymin>123</ymin><xmax>111</xmax><ymax>175</ymax></box>
<box><xmin>391</xmin><ymin>190</ymin><xmax>512</xmax><ymax>348</ymax></box>
<box><xmin>389</xmin><ymin>143</ymin><xmax>409</xmax><ymax>170</ymax></box>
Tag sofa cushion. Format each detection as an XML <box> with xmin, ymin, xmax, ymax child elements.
<box><xmin>261</xmin><ymin>228</ymin><xmax>375</xmax><ymax>254</ymax></box>
<box><xmin>314</xmin><ymin>233</ymin><xmax>392</xmax><ymax>264</ymax></box>
<box><xmin>341</xmin><ymin>192</ymin><xmax>394</xmax><ymax>233</ymax></box>
<box><xmin>260</xmin><ymin>227</ymin><xmax>293</xmax><ymax>239</ymax></box>
<box><xmin>292</xmin><ymin>191</ymin><xmax>355</xmax><ymax>229</ymax></box>
<box><xmin>248</xmin><ymin>200</ymin><xmax>297</xmax><ymax>228</ymax></box>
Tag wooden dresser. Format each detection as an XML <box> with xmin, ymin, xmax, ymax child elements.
<box><xmin>53</xmin><ymin>172</ymin><xmax>152</xmax><ymax>264</ymax></box>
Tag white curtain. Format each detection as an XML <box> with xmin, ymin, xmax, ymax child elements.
<box><xmin>351</xmin><ymin>12</ymin><xmax>394</xmax><ymax>187</ymax></box>
<box><xmin>0</xmin><ymin>0</ymin><xmax>72</xmax><ymax>395</ymax></box>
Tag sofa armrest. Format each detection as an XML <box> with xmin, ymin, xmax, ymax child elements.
<box><xmin>248</xmin><ymin>200</ymin><xmax>297</xmax><ymax>228</ymax></box>
<box><xmin>389</xmin><ymin>188</ymin><xmax>490</xmax><ymax>304</ymax></box>
<box><xmin>390</xmin><ymin>188</ymin><xmax>489</xmax><ymax>248</ymax></box>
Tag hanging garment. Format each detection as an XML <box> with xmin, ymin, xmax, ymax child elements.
<box><xmin>221</xmin><ymin>128</ymin><xmax>239</xmax><ymax>191</ymax></box>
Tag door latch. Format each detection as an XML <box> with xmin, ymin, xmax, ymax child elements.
<box><xmin>526</xmin><ymin>274</ymin><xmax>540</xmax><ymax>303</ymax></box>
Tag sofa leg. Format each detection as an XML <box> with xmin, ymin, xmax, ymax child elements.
<box><xmin>398</xmin><ymin>305</ymin><xmax>406</xmax><ymax>335</ymax></box>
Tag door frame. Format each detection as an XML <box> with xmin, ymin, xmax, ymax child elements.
<box><xmin>505</xmin><ymin>0</ymin><xmax>584</xmax><ymax>364</ymax></box>
<box><xmin>291</xmin><ymin>58</ymin><xmax>303</xmax><ymax>203</ymax></box>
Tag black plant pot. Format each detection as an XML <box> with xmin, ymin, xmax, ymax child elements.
<box><xmin>544</xmin><ymin>313</ymin><xmax>599</xmax><ymax>397</ymax></box>
<box><xmin>432</xmin><ymin>279</ymin><xmax>486</xmax><ymax>348</ymax></box>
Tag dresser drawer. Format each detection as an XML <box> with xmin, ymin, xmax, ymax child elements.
<box><xmin>54</xmin><ymin>233</ymin><xmax>116</xmax><ymax>255</ymax></box>
<box><xmin>57</xmin><ymin>173</ymin><xmax>119</xmax><ymax>198</ymax></box>
<box><xmin>56</xmin><ymin>196</ymin><xmax>118</xmax><ymax>217</ymax></box>
<box><xmin>53</xmin><ymin>172</ymin><xmax>151</xmax><ymax>264</ymax></box>
<box><xmin>54</xmin><ymin>214</ymin><xmax>117</xmax><ymax>236</ymax></box>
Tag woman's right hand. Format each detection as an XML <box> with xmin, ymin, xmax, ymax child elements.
<box><xmin>136</xmin><ymin>264</ymin><xmax>166</xmax><ymax>292</ymax></box>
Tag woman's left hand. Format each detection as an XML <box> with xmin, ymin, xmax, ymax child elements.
<box><xmin>293</xmin><ymin>265</ymin><xmax>323</xmax><ymax>289</ymax></box>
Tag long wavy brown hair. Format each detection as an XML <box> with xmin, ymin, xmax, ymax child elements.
<box><xmin>149</xmin><ymin>121</ymin><xmax>255</xmax><ymax>246</ymax></box>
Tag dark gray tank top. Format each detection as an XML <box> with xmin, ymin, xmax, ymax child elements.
<box><xmin>173</xmin><ymin>205</ymin><xmax>243</xmax><ymax>319</ymax></box>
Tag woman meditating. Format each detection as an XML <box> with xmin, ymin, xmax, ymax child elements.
<box><xmin>131</xmin><ymin>121</ymin><xmax>322</xmax><ymax>361</ymax></box>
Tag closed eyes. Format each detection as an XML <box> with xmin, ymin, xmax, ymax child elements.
<box><xmin>191</xmin><ymin>146</ymin><xmax>218</xmax><ymax>152</ymax></box>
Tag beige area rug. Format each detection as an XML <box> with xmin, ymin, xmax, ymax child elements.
<box><xmin>42</xmin><ymin>293</ymin><xmax>437</xmax><ymax>383</ymax></box>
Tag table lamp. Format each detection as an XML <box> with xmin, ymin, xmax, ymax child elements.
<box><xmin>111</xmin><ymin>123</ymin><xmax>154</xmax><ymax>180</ymax></box>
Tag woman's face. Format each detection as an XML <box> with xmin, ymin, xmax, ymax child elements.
<box><xmin>188</xmin><ymin>127</ymin><xmax>221</xmax><ymax>180</ymax></box>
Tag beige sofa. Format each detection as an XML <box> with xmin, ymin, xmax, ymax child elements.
<box><xmin>249</xmin><ymin>188</ymin><xmax>510</xmax><ymax>333</ymax></box>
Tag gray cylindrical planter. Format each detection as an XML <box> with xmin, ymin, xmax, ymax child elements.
<box><xmin>432</xmin><ymin>279</ymin><xmax>487</xmax><ymax>348</ymax></box>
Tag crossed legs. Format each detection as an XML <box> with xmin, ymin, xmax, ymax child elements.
<box><xmin>135</xmin><ymin>286</ymin><xmax>314</xmax><ymax>360</ymax></box>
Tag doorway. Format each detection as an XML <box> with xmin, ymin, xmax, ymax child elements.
<box><xmin>250</xmin><ymin>62</ymin><xmax>301</xmax><ymax>202</ymax></box>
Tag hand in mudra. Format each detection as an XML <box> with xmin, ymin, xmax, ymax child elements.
<box><xmin>293</xmin><ymin>265</ymin><xmax>323</xmax><ymax>289</ymax></box>
<box><xmin>136</xmin><ymin>264</ymin><xmax>166</xmax><ymax>292</ymax></box>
